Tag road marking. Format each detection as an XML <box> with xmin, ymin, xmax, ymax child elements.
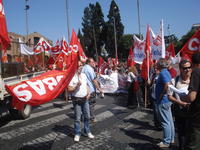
<box><xmin>2</xmin><ymin>103</ymin><xmax>73</xmax><ymax>128</ymax></box>
<box><xmin>22</xmin><ymin>108</ymin><xmax>119</xmax><ymax>147</ymax></box>
<box><xmin>0</xmin><ymin>105</ymin><xmax>105</xmax><ymax>140</ymax></box>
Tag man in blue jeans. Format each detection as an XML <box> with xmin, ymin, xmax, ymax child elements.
<box><xmin>155</xmin><ymin>58</ymin><xmax>175</xmax><ymax>148</ymax></box>
<box><xmin>68</xmin><ymin>61</ymin><xmax>94</xmax><ymax>142</ymax></box>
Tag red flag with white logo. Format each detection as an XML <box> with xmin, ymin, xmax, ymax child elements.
<box><xmin>180</xmin><ymin>29</ymin><xmax>200</xmax><ymax>60</ymax></box>
<box><xmin>70</xmin><ymin>29</ymin><xmax>87</xmax><ymax>63</ymax></box>
<box><xmin>0</xmin><ymin>0</ymin><xmax>10</xmax><ymax>50</ymax></box>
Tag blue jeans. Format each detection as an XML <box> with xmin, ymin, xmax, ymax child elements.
<box><xmin>73</xmin><ymin>100</ymin><xmax>91</xmax><ymax>135</ymax></box>
<box><xmin>158</xmin><ymin>101</ymin><xmax>175</xmax><ymax>144</ymax></box>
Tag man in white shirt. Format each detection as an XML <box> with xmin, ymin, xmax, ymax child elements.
<box><xmin>68</xmin><ymin>61</ymin><xmax>94</xmax><ymax>142</ymax></box>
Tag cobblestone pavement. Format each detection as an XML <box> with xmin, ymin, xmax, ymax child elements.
<box><xmin>0</xmin><ymin>94</ymin><xmax>179</xmax><ymax>150</ymax></box>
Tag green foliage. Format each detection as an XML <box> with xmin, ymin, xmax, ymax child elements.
<box><xmin>105</xmin><ymin>0</ymin><xmax>124</xmax><ymax>57</ymax></box>
<box><xmin>81</xmin><ymin>2</ymin><xmax>105</xmax><ymax>58</ymax></box>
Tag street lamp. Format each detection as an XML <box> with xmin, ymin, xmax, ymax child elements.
<box><xmin>113</xmin><ymin>6</ymin><xmax>118</xmax><ymax>59</ymax></box>
<box><xmin>65</xmin><ymin>0</ymin><xmax>70</xmax><ymax>43</ymax></box>
<box><xmin>136</xmin><ymin>0</ymin><xmax>141</xmax><ymax>39</ymax></box>
<box><xmin>25</xmin><ymin>0</ymin><xmax>30</xmax><ymax>45</ymax></box>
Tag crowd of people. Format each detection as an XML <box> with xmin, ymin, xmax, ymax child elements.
<box><xmin>147</xmin><ymin>52</ymin><xmax>200</xmax><ymax>150</ymax></box>
<box><xmin>48</xmin><ymin>51</ymin><xmax>200</xmax><ymax>150</ymax></box>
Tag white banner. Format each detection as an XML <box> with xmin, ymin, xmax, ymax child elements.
<box><xmin>133</xmin><ymin>35</ymin><xmax>146</xmax><ymax>64</ymax></box>
<box><xmin>19</xmin><ymin>38</ymin><xmax>34</xmax><ymax>55</ymax></box>
<box><xmin>98</xmin><ymin>73</ymin><xmax>119</xmax><ymax>93</ymax></box>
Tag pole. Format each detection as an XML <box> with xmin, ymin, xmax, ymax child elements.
<box><xmin>93</xmin><ymin>26</ymin><xmax>98</xmax><ymax>65</ymax></box>
<box><xmin>0</xmin><ymin>44</ymin><xmax>2</xmax><ymax>78</ymax></box>
<box><xmin>25</xmin><ymin>0</ymin><xmax>29</xmax><ymax>45</ymax></box>
<box><xmin>113</xmin><ymin>17</ymin><xmax>118</xmax><ymax>59</ymax></box>
<box><xmin>137</xmin><ymin>0</ymin><xmax>141</xmax><ymax>39</ymax></box>
<box><xmin>65</xmin><ymin>0</ymin><xmax>70</xmax><ymax>43</ymax></box>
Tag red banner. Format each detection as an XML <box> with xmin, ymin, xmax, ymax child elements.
<box><xmin>180</xmin><ymin>29</ymin><xmax>200</xmax><ymax>60</ymax></box>
<box><xmin>5</xmin><ymin>58</ymin><xmax>78</xmax><ymax>110</ymax></box>
<box><xmin>0</xmin><ymin>0</ymin><xmax>10</xmax><ymax>50</ymax></box>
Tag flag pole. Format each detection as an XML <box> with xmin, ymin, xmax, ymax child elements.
<box><xmin>0</xmin><ymin>44</ymin><xmax>2</xmax><ymax>78</ymax></box>
<box><xmin>93</xmin><ymin>26</ymin><xmax>99</xmax><ymax>66</ymax></box>
<box><xmin>65</xmin><ymin>0</ymin><xmax>70</xmax><ymax>43</ymax></box>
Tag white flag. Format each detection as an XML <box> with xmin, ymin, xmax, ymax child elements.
<box><xmin>19</xmin><ymin>38</ymin><xmax>34</xmax><ymax>55</ymax></box>
<box><xmin>133</xmin><ymin>35</ymin><xmax>146</xmax><ymax>64</ymax></box>
<box><xmin>150</xmin><ymin>20</ymin><xmax>166</xmax><ymax>60</ymax></box>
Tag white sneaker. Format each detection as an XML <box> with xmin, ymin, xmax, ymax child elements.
<box><xmin>74</xmin><ymin>135</ymin><xmax>80</xmax><ymax>142</ymax></box>
<box><xmin>87</xmin><ymin>133</ymin><xmax>95</xmax><ymax>139</ymax></box>
<box><xmin>100</xmin><ymin>93</ymin><xmax>104</xmax><ymax>98</ymax></box>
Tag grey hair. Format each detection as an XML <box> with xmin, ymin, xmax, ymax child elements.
<box><xmin>157</xmin><ymin>58</ymin><xmax>169</xmax><ymax>69</ymax></box>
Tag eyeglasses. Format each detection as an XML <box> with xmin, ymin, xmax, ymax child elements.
<box><xmin>182</xmin><ymin>66</ymin><xmax>191</xmax><ymax>71</ymax></box>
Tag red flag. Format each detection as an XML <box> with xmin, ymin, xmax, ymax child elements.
<box><xmin>55</xmin><ymin>37</ymin><xmax>69</xmax><ymax>70</ymax></box>
<box><xmin>98</xmin><ymin>56</ymin><xmax>108</xmax><ymax>74</ymax></box>
<box><xmin>141</xmin><ymin>25</ymin><xmax>152</xmax><ymax>80</ymax></box>
<box><xmin>127</xmin><ymin>46</ymin><xmax>136</xmax><ymax>67</ymax></box>
<box><xmin>0</xmin><ymin>0</ymin><xmax>10</xmax><ymax>50</ymax></box>
<box><xmin>70</xmin><ymin>29</ymin><xmax>87</xmax><ymax>63</ymax></box>
<box><xmin>180</xmin><ymin>29</ymin><xmax>200</xmax><ymax>60</ymax></box>
<box><xmin>166</xmin><ymin>43</ymin><xmax>175</xmax><ymax>59</ymax></box>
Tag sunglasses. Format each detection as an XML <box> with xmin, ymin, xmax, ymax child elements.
<box><xmin>182</xmin><ymin>66</ymin><xmax>191</xmax><ymax>71</ymax></box>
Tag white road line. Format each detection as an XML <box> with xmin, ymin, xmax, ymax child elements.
<box><xmin>2</xmin><ymin>103</ymin><xmax>73</xmax><ymax>128</ymax></box>
<box><xmin>0</xmin><ymin>105</ymin><xmax>105</xmax><ymax>140</ymax></box>
<box><xmin>22</xmin><ymin>107</ymin><xmax>119</xmax><ymax>147</ymax></box>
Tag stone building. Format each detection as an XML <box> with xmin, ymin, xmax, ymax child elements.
<box><xmin>7</xmin><ymin>32</ymin><xmax>53</xmax><ymax>62</ymax></box>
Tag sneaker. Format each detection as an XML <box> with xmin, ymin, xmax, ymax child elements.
<box><xmin>87</xmin><ymin>133</ymin><xmax>94</xmax><ymax>139</ymax></box>
<box><xmin>74</xmin><ymin>135</ymin><xmax>80</xmax><ymax>142</ymax></box>
<box><xmin>100</xmin><ymin>93</ymin><xmax>104</xmax><ymax>98</ymax></box>
<box><xmin>157</xmin><ymin>142</ymin><xmax>169</xmax><ymax>148</ymax></box>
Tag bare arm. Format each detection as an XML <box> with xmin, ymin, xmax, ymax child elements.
<box><xmin>68</xmin><ymin>81</ymin><xmax>81</xmax><ymax>93</ymax></box>
<box><xmin>168</xmin><ymin>95</ymin><xmax>189</xmax><ymax>107</ymax></box>
<box><xmin>182</xmin><ymin>91</ymin><xmax>197</xmax><ymax>103</ymax></box>
<box><xmin>93</xmin><ymin>79</ymin><xmax>103</xmax><ymax>93</ymax></box>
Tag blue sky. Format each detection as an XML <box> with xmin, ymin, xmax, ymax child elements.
<box><xmin>3</xmin><ymin>0</ymin><xmax>200</xmax><ymax>43</ymax></box>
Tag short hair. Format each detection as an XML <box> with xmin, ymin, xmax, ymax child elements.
<box><xmin>179</xmin><ymin>59</ymin><xmax>191</xmax><ymax>68</ymax></box>
<box><xmin>86</xmin><ymin>57</ymin><xmax>94</xmax><ymax>64</ymax></box>
<box><xmin>157</xmin><ymin>58</ymin><xmax>169</xmax><ymax>69</ymax></box>
<box><xmin>192</xmin><ymin>52</ymin><xmax>200</xmax><ymax>65</ymax></box>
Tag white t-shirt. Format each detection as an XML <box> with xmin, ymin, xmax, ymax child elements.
<box><xmin>69</xmin><ymin>73</ymin><xmax>88</xmax><ymax>98</ymax></box>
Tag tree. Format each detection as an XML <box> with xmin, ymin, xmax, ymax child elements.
<box><xmin>105</xmin><ymin>0</ymin><xmax>124</xmax><ymax>57</ymax></box>
<box><xmin>118</xmin><ymin>34</ymin><xmax>133</xmax><ymax>61</ymax></box>
<box><xmin>81</xmin><ymin>2</ymin><xmax>105</xmax><ymax>58</ymax></box>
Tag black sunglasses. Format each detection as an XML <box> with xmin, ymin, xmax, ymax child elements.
<box><xmin>182</xmin><ymin>66</ymin><xmax>191</xmax><ymax>70</ymax></box>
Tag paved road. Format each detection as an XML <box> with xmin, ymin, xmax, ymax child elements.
<box><xmin>0</xmin><ymin>94</ymin><xmax>178</xmax><ymax>150</ymax></box>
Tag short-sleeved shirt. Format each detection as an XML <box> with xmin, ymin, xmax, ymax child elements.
<box><xmin>82</xmin><ymin>64</ymin><xmax>96</xmax><ymax>93</ymax></box>
<box><xmin>69</xmin><ymin>73</ymin><xmax>88</xmax><ymax>98</ymax></box>
<box><xmin>155</xmin><ymin>68</ymin><xmax>171</xmax><ymax>104</ymax></box>
<box><xmin>187</xmin><ymin>68</ymin><xmax>200</xmax><ymax>121</ymax></box>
